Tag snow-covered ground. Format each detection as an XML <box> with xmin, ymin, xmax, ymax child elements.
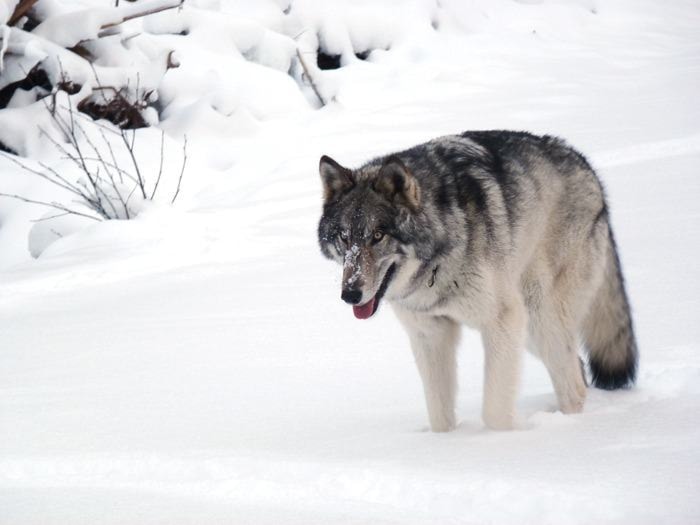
<box><xmin>2</xmin><ymin>1</ymin><xmax>700</xmax><ymax>523</ymax></box>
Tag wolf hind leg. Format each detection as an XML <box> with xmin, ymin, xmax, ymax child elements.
<box><xmin>526</xmin><ymin>252</ymin><xmax>603</xmax><ymax>414</ymax></box>
<box><xmin>393</xmin><ymin>308</ymin><xmax>460</xmax><ymax>432</ymax></box>
<box><xmin>528</xmin><ymin>299</ymin><xmax>587</xmax><ymax>414</ymax></box>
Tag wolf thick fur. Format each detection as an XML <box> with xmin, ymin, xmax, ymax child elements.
<box><xmin>317</xmin><ymin>131</ymin><xmax>637</xmax><ymax>431</ymax></box>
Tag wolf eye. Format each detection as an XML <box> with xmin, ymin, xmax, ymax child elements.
<box><xmin>339</xmin><ymin>231</ymin><xmax>349</xmax><ymax>244</ymax></box>
<box><xmin>372</xmin><ymin>230</ymin><xmax>384</xmax><ymax>243</ymax></box>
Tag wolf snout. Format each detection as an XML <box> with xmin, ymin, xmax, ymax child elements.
<box><xmin>341</xmin><ymin>289</ymin><xmax>363</xmax><ymax>305</ymax></box>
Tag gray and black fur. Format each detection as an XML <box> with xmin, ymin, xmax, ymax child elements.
<box><xmin>318</xmin><ymin>131</ymin><xmax>637</xmax><ymax>430</ymax></box>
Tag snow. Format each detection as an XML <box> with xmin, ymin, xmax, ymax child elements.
<box><xmin>27</xmin><ymin>210</ymin><xmax>94</xmax><ymax>258</ymax></box>
<box><xmin>1</xmin><ymin>0</ymin><xmax>700</xmax><ymax>523</ymax></box>
<box><xmin>33</xmin><ymin>7</ymin><xmax>122</xmax><ymax>48</ymax></box>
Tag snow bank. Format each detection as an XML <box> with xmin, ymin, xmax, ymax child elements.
<box><xmin>28</xmin><ymin>211</ymin><xmax>94</xmax><ymax>258</ymax></box>
<box><xmin>32</xmin><ymin>0</ymin><xmax>184</xmax><ymax>48</ymax></box>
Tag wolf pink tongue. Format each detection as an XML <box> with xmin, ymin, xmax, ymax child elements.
<box><xmin>353</xmin><ymin>298</ymin><xmax>375</xmax><ymax>320</ymax></box>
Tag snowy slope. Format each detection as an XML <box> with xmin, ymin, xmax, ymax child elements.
<box><xmin>2</xmin><ymin>1</ymin><xmax>700</xmax><ymax>523</ymax></box>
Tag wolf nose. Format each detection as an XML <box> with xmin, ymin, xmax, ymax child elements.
<box><xmin>341</xmin><ymin>289</ymin><xmax>362</xmax><ymax>305</ymax></box>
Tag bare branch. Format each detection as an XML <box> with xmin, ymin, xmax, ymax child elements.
<box><xmin>0</xmin><ymin>192</ymin><xmax>102</xmax><ymax>221</ymax></box>
<box><xmin>39</xmin><ymin>127</ymin><xmax>83</xmax><ymax>172</ymax></box>
<box><xmin>97</xmin><ymin>128</ymin><xmax>124</xmax><ymax>182</ymax></box>
<box><xmin>96</xmin><ymin>129</ymin><xmax>130</xmax><ymax>218</ymax></box>
<box><xmin>171</xmin><ymin>135</ymin><xmax>187</xmax><ymax>204</ymax></box>
<box><xmin>295</xmin><ymin>48</ymin><xmax>327</xmax><ymax>107</ymax></box>
<box><xmin>32</xmin><ymin>212</ymin><xmax>72</xmax><ymax>222</ymax></box>
<box><xmin>69</xmin><ymin>117</ymin><xmax>124</xmax><ymax>218</ymax></box>
<box><xmin>166</xmin><ymin>50</ymin><xmax>180</xmax><ymax>69</ymax></box>
<box><xmin>8</xmin><ymin>0</ymin><xmax>40</xmax><ymax>27</ymax></box>
<box><xmin>1</xmin><ymin>152</ymin><xmax>90</xmax><ymax>202</ymax></box>
<box><xmin>99</xmin><ymin>0</ymin><xmax>185</xmax><ymax>35</ymax></box>
<box><xmin>125</xmin><ymin>180</ymin><xmax>140</xmax><ymax>208</ymax></box>
<box><xmin>88</xmin><ymin>63</ymin><xmax>109</xmax><ymax>104</ymax></box>
<box><xmin>62</xmin><ymin>102</ymin><xmax>111</xmax><ymax>218</ymax></box>
<box><xmin>150</xmin><ymin>130</ymin><xmax>165</xmax><ymax>199</ymax></box>
<box><xmin>120</xmin><ymin>128</ymin><xmax>147</xmax><ymax>199</ymax></box>
<box><xmin>69</xmin><ymin>156</ymin><xmax>138</xmax><ymax>184</ymax></box>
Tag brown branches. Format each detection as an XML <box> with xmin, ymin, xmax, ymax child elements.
<box><xmin>78</xmin><ymin>86</ymin><xmax>150</xmax><ymax>129</ymax></box>
<box><xmin>7</xmin><ymin>0</ymin><xmax>40</xmax><ymax>27</ymax></box>
<box><xmin>99</xmin><ymin>0</ymin><xmax>185</xmax><ymax>35</ymax></box>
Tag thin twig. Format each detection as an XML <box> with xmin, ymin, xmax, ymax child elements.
<box><xmin>295</xmin><ymin>48</ymin><xmax>327</xmax><ymax>106</ymax></box>
<box><xmin>71</xmin><ymin>117</ymin><xmax>124</xmax><ymax>218</ymax></box>
<box><xmin>0</xmin><ymin>192</ymin><xmax>101</xmax><ymax>221</ymax></box>
<box><xmin>171</xmin><ymin>135</ymin><xmax>187</xmax><ymax>204</ymax></box>
<box><xmin>166</xmin><ymin>50</ymin><xmax>180</xmax><ymax>69</ymax></box>
<box><xmin>68</xmin><ymin>156</ymin><xmax>138</xmax><ymax>184</ymax></box>
<box><xmin>89</xmin><ymin>63</ymin><xmax>109</xmax><ymax>104</ymax></box>
<box><xmin>120</xmin><ymin>128</ymin><xmax>147</xmax><ymax>199</ymax></box>
<box><xmin>36</xmin><ymin>160</ymin><xmax>93</xmax><ymax>200</ymax></box>
<box><xmin>0</xmin><ymin>152</ymin><xmax>92</xmax><ymax>204</ymax></box>
<box><xmin>32</xmin><ymin>212</ymin><xmax>72</xmax><ymax>222</ymax></box>
<box><xmin>63</xmin><ymin>97</ymin><xmax>111</xmax><ymax>218</ymax></box>
<box><xmin>97</xmin><ymin>128</ymin><xmax>124</xmax><ymax>182</ymax></box>
<box><xmin>150</xmin><ymin>130</ymin><xmax>165</xmax><ymax>199</ymax></box>
<box><xmin>36</xmin><ymin>97</ymin><xmax>104</xmax><ymax>214</ymax></box>
<box><xmin>99</xmin><ymin>0</ymin><xmax>185</xmax><ymax>33</ymax></box>
<box><xmin>125</xmin><ymin>180</ymin><xmax>140</xmax><ymax>208</ymax></box>
<box><xmin>92</xmin><ymin>166</ymin><xmax>121</xmax><ymax>219</ymax></box>
<box><xmin>39</xmin><ymin>127</ymin><xmax>86</xmax><ymax>175</ymax></box>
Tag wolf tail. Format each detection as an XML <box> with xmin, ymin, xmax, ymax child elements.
<box><xmin>582</xmin><ymin>222</ymin><xmax>638</xmax><ymax>390</ymax></box>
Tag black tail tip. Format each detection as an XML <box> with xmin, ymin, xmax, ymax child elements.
<box><xmin>590</xmin><ymin>358</ymin><xmax>637</xmax><ymax>390</ymax></box>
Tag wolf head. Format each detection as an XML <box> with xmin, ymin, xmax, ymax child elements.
<box><xmin>317</xmin><ymin>154</ymin><xmax>422</xmax><ymax>319</ymax></box>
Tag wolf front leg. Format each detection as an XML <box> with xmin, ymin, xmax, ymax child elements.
<box><xmin>480</xmin><ymin>299</ymin><xmax>527</xmax><ymax>430</ymax></box>
<box><xmin>393</xmin><ymin>308</ymin><xmax>461</xmax><ymax>432</ymax></box>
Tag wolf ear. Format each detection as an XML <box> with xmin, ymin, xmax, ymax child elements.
<box><xmin>320</xmin><ymin>155</ymin><xmax>354</xmax><ymax>202</ymax></box>
<box><xmin>374</xmin><ymin>156</ymin><xmax>421</xmax><ymax>211</ymax></box>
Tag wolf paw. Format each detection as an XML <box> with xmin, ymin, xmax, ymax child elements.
<box><xmin>482</xmin><ymin>411</ymin><xmax>516</xmax><ymax>431</ymax></box>
<box><xmin>559</xmin><ymin>396</ymin><xmax>585</xmax><ymax>414</ymax></box>
<box><xmin>430</xmin><ymin>423</ymin><xmax>456</xmax><ymax>433</ymax></box>
<box><xmin>558</xmin><ymin>382</ymin><xmax>587</xmax><ymax>414</ymax></box>
<box><xmin>429</xmin><ymin>417</ymin><xmax>456</xmax><ymax>433</ymax></box>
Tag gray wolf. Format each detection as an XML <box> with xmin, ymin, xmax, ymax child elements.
<box><xmin>317</xmin><ymin>130</ymin><xmax>637</xmax><ymax>431</ymax></box>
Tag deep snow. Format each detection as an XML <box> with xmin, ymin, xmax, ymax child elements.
<box><xmin>2</xmin><ymin>1</ymin><xmax>700</xmax><ymax>524</ymax></box>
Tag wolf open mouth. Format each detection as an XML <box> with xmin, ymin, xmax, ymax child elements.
<box><xmin>352</xmin><ymin>263</ymin><xmax>397</xmax><ymax>320</ymax></box>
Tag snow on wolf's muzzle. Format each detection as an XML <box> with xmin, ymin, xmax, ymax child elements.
<box><xmin>340</xmin><ymin>245</ymin><xmax>378</xmax><ymax>319</ymax></box>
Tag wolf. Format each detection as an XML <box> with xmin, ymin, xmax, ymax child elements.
<box><xmin>317</xmin><ymin>130</ymin><xmax>637</xmax><ymax>431</ymax></box>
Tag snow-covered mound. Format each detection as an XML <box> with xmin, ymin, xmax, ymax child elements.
<box><xmin>1</xmin><ymin>0</ymin><xmax>699</xmax><ymax>523</ymax></box>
